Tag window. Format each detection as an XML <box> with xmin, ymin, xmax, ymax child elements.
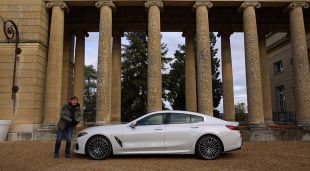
<box><xmin>276</xmin><ymin>86</ymin><xmax>286</xmax><ymax>113</ymax></box>
<box><xmin>170</xmin><ymin>113</ymin><xmax>190</xmax><ymax>124</ymax></box>
<box><xmin>191</xmin><ymin>115</ymin><xmax>204</xmax><ymax>123</ymax></box>
<box><xmin>168</xmin><ymin>113</ymin><xmax>204</xmax><ymax>124</ymax></box>
<box><xmin>137</xmin><ymin>114</ymin><xmax>165</xmax><ymax>126</ymax></box>
<box><xmin>274</xmin><ymin>61</ymin><xmax>283</xmax><ymax>74</ymax></box>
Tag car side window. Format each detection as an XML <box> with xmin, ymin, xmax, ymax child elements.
<box><xmin>169</xmin><ymin>113</ymin><xmax>191</xmax><ymax>124</ymax></box>
<box><xmin>137</xmin><ymin>114</ymin><xmax>165</xmax><ymax>126</ymax></box>
<box><xmin>191</xmin><ymin>115</ymin><xmax>204</xmax><ymax>123</ymax></box>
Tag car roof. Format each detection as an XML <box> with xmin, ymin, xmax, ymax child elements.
<box><xmin>149</xmin><ymin>110</ymin><xmax>209</xmax><ymax>118</ymax></box>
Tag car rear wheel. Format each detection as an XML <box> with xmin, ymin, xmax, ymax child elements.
<box><xmin>196</xmin><ymin>135</ymin><xmax>222</xmax><ymax>160</ymax></box>
<box><xmin>86</xmin><ymin>135</ymin><xmax>112</xmax><ymax>160</ymax></box>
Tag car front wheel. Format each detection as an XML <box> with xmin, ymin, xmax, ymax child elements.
<box><xmin>196</xmin><ymin>135</ymin><xmax>222</xmax><ymax>160</ymax></box>
<box><xmin>86</xmin><ymin>135</ymin><xmax>112</xmax><ymax>160</ymax></box>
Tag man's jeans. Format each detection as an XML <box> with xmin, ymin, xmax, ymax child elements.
<box><xmin>54</xmin><ymin>123</ymin><xmax>73</xmax><ymax>156</ymax></box>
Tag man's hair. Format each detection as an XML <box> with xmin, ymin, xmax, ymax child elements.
<box><xmin>70</xmin><ymin>96</ymin><xmax>78</xmax><ymax>101</ymax></box>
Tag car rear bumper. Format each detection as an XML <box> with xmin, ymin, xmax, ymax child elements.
<box><xmin>221</xmin><ymin>130</ymin><xmax>242</xmax><ymax>152</ymax></box>
<box><xmin>225</xmin><ymin>146</ymin><xmax>241</xmax><ymax>152</ymax></box>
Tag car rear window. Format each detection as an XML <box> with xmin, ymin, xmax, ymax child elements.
<box><xmin>190</xmin><ymin>115</ymin><xmax>204</xmax><ymax>123</ymax></box>
<box><xmin>170</xmin><ymin>113</ymin><xmax>191</xmax><ymax>124</ymax></box>
<box><xmin>168</xmin><ymin>113</ymin><xmax>204</xmax><ymax>124</ymax></box>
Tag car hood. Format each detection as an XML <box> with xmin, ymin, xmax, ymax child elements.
<box><xmin>80</xmin><ymin>124</ymin><xmax>126</xmax><ymax>135</ymax></box>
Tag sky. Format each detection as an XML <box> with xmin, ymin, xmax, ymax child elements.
<box><xmin>84</xmin><ymin>32</ymin><xmax>248</xmax><ymax>113</ymax></box>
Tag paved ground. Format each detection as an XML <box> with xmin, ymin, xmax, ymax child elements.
<box><xmin>0</xmin><ymin>141</ymin><xmax>309</xmax><ymax>171</ymax></box>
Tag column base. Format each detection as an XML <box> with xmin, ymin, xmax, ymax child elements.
<box><xmin>40</xmin><ymin>124</ymin><xmax>57</xmax><ymax>130</ymax></box>
<box><xmin>297</xmin><ymin>120</ymin><xmax>310</xmax><ymax>127</ymax></box>
<box><xmin>247</xmin><ymin>124</ymin><xmax>270</xmax><ymax>130</ymax></box>
<box><xmin>297</xmin><ymin>124</ymin><xmax>310</xmax><ymax>130</ymax></box>
<box><xmin>7</xmin><ymin>124</ymin><xmax>57</xmax><ymax>141</ymax></box>
<box><xmin>265</xmin><ymin>120</ymin><xmax>276</xmax><ymax>126</ymax></box>
<box><xmin>95</xmin><ymin>121</ymin><xmax>107</xmax><ymax>126</ymax></box>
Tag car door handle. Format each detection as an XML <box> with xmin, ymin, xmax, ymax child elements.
<box><xmin>155</xmin><ymin>128</ymin><xmax>163</xmax><ymax>130</ymax></box>
<box><xmin>191</xmin><ymin>126</ymin><xmax>199</xmax><ymax>128</ymax></box>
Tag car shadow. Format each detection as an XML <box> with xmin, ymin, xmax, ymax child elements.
<box><xmin>74</xmin><ymin>153</ymin><xmax>236</xmax><ymax>160</ymax></box>
<box><xmin>218</xmin><ymin>153</ymin><xmax>236</xmax><ymax>160</ymax></box>
<box><xmin>111</xmin><ymin>154</ymin><xmax>196</xmax><ymax>160</ymax></box>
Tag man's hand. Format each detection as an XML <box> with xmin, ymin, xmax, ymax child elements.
<box><xmin>72</xmin><ymin>120</ymin><xmax>78</xmax><ymax>126</ymax></box>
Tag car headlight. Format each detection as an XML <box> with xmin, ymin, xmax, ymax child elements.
<box><xmin>77</xmin><ymin>132</ymin><xmax>88</xmax><ymax>138</ymax></box>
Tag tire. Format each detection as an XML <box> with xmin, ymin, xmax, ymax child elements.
<box><xmin>195</xmin><ymin>135</ymin><xmax>223</xmax><ymax>160</ymax></box>
<box><xmin>86</xmin><ymin>135</ymin><xmax>112</xmax><ymax>160</ymax></box>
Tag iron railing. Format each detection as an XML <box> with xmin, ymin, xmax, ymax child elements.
<box><xmin>272</xmin><ymin>111</ymin><xmax>296</xmax><ymax>124</ymax></box>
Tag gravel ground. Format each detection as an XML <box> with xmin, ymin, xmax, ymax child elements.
<box><xmin>0</xmin><ymin>141</ymin><xmax>309</xmax><ymax>171</ymax></box>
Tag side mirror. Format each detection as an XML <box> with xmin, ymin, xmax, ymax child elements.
<box><xmin>130</xmin><ymin>121</ymin><xmax>137</xmax><ymax>128</ymax></box>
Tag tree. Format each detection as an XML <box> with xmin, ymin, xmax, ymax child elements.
<box><xmin>165</xmin><ymin>33</ymin><xmax>223</xmax><ymax>116</ymax></box>
<box><xmin>164</xmin><ymin>45</ymin><xmax>186</xmax><ymax>110</ymax></box>
<box><xmin>210</xmin><ymin>33</ymin><xmax>223</xmax><ymax>116</ymax></box>
<box><xmin>235</xmin><ymin>102</ymin><xmax>248</xmax><ymax>121</ymax></box>
<box><xmin>121</xmin><ymin>32</ymin><xmax>170</xmax><ymax>122</ymax></box>
<box><xmin>83</xmin><ymin>65</ymin><xmax>97</xmax><ymax>123</ymax></box>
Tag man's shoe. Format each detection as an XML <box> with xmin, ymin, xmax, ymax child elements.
<box><xmin>54</xmin><ymin>154</ymin><xmax>58</xmax><ymax>158</ymax></box>
<box><xmin>65</xmin><ymin>154</ymin><xmax>71</xmax><ymax>159</ymax></box>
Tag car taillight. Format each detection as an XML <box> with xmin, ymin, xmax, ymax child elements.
<box><xmin>226</xmin><ymin>125</ymin><xmax>238</xmax><ymax>130</ymax></box>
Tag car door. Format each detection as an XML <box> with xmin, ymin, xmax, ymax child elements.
<box><xmin>164</xmin><ymin>113</ymin><xmax>204</xmax><ymax>152</ymax></box>
<box><xmin>122</xmin><ymin>113</ymin><xmax>166</xmax><ymax>153</ymax></box>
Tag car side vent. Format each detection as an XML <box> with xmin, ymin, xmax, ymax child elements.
<box><xmin>114</xmin><ymin>136</ymin><xmax>123</xmax><ymax>147</ymax></box>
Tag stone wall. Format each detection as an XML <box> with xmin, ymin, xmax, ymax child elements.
<box><xmin>0</xmin><ymin>0</ymin><xmax>49</xmax><ymax>45</ymax></box>
<box><xmin>0</xmin><ymin>0</ymin><xmax>49</xmax><ymax>140</ymax></box>
<box><xmin>268</xmin><ymin>40</ymin><xmax>296</xmax><ymax>113</ymax></box>
<box><xmin>267</xmin><ymin>33</ymin><xmax>310</xmax><ymax>115</ymax></box>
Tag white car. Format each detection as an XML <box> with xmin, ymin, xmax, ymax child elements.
<box><xmin>74</xmin><ymin>110</ymin><xmax>242</xmax><ymax>160</ymax></box>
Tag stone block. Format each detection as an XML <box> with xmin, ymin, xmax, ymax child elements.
<box><xmin>0</xmin><ymin>1</ymin><xmax>49</xmax><ymax>46</ymax></box>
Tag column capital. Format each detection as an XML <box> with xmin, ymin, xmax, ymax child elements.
<box><xmin>95</xmin><ymin>0</ymin><xmax>116</xmax><ymax>9</ymax></box>
<box><xmin>113</xmin><ymin>31</ymin><xmax>124</xmax><ymax>38</ymax></box>
<box><xmin>239</xmin><ymin>2</ymin><xmax>261</xmax><ymax>9</ymax></box>
<box><xmin>46</xmin><ymin>0</ymin><xmax>68</xmax><ymax>10</ymax></box>
<box><xmin>257</xmin><ymin>30</ymin><xmax>270</xmax><ymax>36</ymax></box>
<box><xmin>145</xmin><ymin>0</ymin><xmax>163</xmax><ymax>8</ymax></box>
<box><xmin>182</xmin><ymin>31</ymin><xmax>195</xmax><ymax>38</ymax></box>
<box><xmin>193</xmin><ymin>1</ymin><xmax>213</xmax><ymax>8</ymax></box>
<box><xmin>74</xmin><ymin>30</ymin><xmax>89</xmax><ymax>38</ymax></box>
<box><xmin>288</xmin><ymin>2</ymin><xmax>309</xmax><ymax>9</ymax></box>
<box><xmin>217</xmin><ymin>32</ymin><xmax>233</xmax><ymax>38</ymax></box>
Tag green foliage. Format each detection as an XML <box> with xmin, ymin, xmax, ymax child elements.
<box><xmin>235</xmin><ymin>102</ymin><xmax>248</xmax><ymax>121</ymax></box>
<box><xmin>210</xmin><ymin>33</ymin><xmax>223</xmax><ymax>114</ymax></box>
<box><xmin>164</xmin><ymin>33</ymin><xmax>223</xmax><ymax>116</ymax></box>
<box><xmin>163</xmin><ymin>45</ymin><xmax>186</xmax><ymax>110</ymax></box>
<box><xmin>83</xmin><ymin>65</ymin><xmax>97</xmax><ymax>123</ymax></box>
<box><xmin>121</xmin><ymin>32</ymin><xmax>171</xmax><ymax>122</ymax></box>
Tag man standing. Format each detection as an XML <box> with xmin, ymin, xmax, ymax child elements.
<box><xmin>54</xmin><ymin>96</ymin><xmax>82</xmax><ymax>159</ymax></box>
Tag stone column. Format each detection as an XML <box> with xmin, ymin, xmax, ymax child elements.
<box><xmin>288</xmin><ymin>2</ymin><xmax>310</xmax><ymax>126</ymax></box>
<box><xmin>73</xmin><ymin>31</ymin><xmax>88</xmax><ymax>123</ymax></box>
<box><xmin>145</xmin><ymin>0</ymin><xmax>163</xmax><ymax>113</ymax></box>
<box><xmin>61</xmin><ymin>31</ymin><xmax>74</xmax><ymax>106</ymax></box>
<box><xmin>183</xmin><ymin>32</ymin><xmax>197</xmax><ymax>112</ymax></box>
<box><xmin>240</xmin><ymin>2</ymin><xmax>264</xmax><ymax>125</ymax></box>
<box><xmin>95</xmin><ymin>0</ymin><xmax>115</xmax><ymax>123</ymax></box>
<box><xmin>111</xmin><ymin>31</ymin><xmax>122</xmax><ymax>123</ymax></box>
<box><xmin>194</xmin><ymin>1</ymin><xmax>213</xmax><ymax>115</ymax></box>
<box><xmin>44</xmin><ymin>1</ymin><xmax>67</xmax><ymax>125</ymax></box>
<box><xmin>221</xmin><ymin>32</ymin><xmax>235</xmax><ymax>121</ymax></box>
<box><xmin>258</xmin><ymin>31</ymin><xmax>273</xmax><ymax>124</ymax></box>
<box><xmin>68</xmin><ymin>35</ymin><xmax>75</xmax><ymax>99</ymax></box>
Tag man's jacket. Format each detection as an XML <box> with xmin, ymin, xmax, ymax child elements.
<box><xmin>57</xmin><ymin>103</ymin><xmax>82</xmax><ymax>130</ymax></box>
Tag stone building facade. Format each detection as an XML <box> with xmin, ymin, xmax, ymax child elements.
<box><xmin>266</xmin><ymin>33</ymin><xmax>310</xmax><ymax>123</ymax></box>
<box><xmin>0</xmin><ymin>0</ymin><xmax>309</xmax><ymax>140</ymax></box>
